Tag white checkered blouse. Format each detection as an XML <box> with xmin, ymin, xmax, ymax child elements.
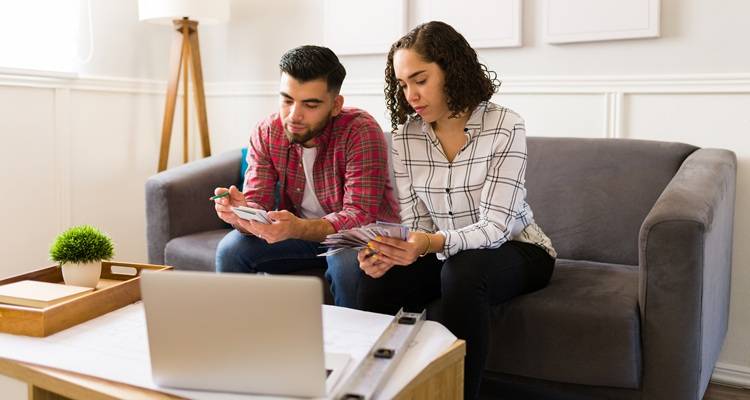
<box><xmin>392</xmin><ymin>101</ymin><xmax>556</xmax><ymax>260</ymax></box>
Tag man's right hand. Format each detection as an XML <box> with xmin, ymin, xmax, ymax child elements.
<box><xmin>213</xmin><ymin>185</ymin><xmax>245</xmax><ymax>226</ymax></box>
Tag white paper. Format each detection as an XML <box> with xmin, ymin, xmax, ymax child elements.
<box><xmin>324</xmin><ymin>353</ymin><xmax>350</xmax><ymax>395</ymax></box>
<box><xmin>0</xmin><ymin>303</ymin><xmax>456</xmax><ymax>399</ymax></box>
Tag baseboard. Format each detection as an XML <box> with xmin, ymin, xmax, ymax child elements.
<box><xmin>712</xmin><ymin>362</ymin><xmax>750</xmax><ymax>388</ymax></box>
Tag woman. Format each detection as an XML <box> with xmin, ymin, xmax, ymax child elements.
<box><xmin>357</xmin><ymin>21</ymin><xmax>557</xmax><ymax>399</ymax></box>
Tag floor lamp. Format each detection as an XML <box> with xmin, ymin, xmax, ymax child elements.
<box><xmin>138</xmin><ymin>0</ymin><xmax>230</xmax><ymax>172</ymax></box>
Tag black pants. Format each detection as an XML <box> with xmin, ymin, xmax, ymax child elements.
<box><xmin>356</xmin><ymin>241</ymin><xmax>555</xmax><ymax>400</ymax></box>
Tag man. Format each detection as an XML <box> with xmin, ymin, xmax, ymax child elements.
<box><xmin>213</xmin><ymin>45</ymin><xmax>399</xmax><ymax>307</ymax></box>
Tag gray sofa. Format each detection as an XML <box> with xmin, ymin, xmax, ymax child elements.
<box><xmin>145</xmin><ymin>137</ymin><xmax>736</xmax><ymax>400</ymax></box>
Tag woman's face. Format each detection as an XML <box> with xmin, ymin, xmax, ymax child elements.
<box><xmin>393</xmin><ymin>49</ymin><xmax>449</xmax><ymax>125</ymax></box>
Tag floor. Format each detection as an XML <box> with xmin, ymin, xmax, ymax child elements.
<box><xmin>705</xmin><ymin>383</ymin><xmax>750</xmax><ymax>400</ymax></box>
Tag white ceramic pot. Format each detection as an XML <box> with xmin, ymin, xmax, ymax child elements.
<box><xmin>61</xmin><ymin>261</ymin><xmax>102</xmax><ymax>288</ymax></box>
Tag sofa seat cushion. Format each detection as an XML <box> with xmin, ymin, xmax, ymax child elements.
<box><xmin>486</xmin><ymin>259</ymin><xmax>641</xmax><ymax>389</ymax></box>
<box><xmin>165</xmin><ymin>229</ymin><xmax>231</xmax><ymax>272</ymax></box>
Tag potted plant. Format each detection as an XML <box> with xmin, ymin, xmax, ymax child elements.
<box><xmin>50</xmin><ymin>225</ymin><xmax>115</xmax><ymax>288</ymax></box>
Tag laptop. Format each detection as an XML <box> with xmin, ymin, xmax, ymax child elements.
<box><xmin>140</xmin><ymin>270</ymin><xmax>349</xmax><ymax>398</ymax></box>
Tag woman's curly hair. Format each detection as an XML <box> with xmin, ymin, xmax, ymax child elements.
<box><xmin>385</xmin><ymin>21</ymin><xmax>501</xmax><ymax>133</ymax></box>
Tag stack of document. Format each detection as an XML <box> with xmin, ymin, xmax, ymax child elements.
<box><xmin>319</xmin><ymin>221</ymin><xmax>409</xmax><ymax>256</ymax></box>
<box><xmin>0</xmin><ymin>280</ymin><xmax>94</xmax><ymax>308</ymax></box>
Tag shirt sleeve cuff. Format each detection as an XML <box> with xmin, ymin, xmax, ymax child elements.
<box><xmin>322</xmin><ymin>213</ymin><xmax>346</xmax><ymax>233</ymax></box>
<box><xmin>435</xmin><ymin>231</ymin><xmax>450</xmax><ymax>260</ymax></box>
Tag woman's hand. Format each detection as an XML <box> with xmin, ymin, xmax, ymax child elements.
<box><xmin>357</xmin><ymin>232</ymin><xmax>430</xmax><ymax>278</ymax></box>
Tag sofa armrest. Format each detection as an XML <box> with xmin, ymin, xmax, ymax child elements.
<box><xmin>638</xmin><ymin>148</ymin><xmax>737</xmax><ymax>400</ymax></box>
<box><xmin>145</xmin><ymin>150</ymin><xmax>243</xmax><ymax>265</ymax></box>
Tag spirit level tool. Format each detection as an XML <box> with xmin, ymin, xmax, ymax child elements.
<box><xmin>335</xmin><ymin>308</ymin><xmax>426</xmax><ymax>400</ymax></box>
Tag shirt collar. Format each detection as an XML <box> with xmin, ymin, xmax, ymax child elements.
<box><xmin>309</xmin><ymin>114</ymin><xmax>338</xmax><ymax>148</ymax></box>
<box><xmin>464</xmin><ymin>101</ymin><xmax>488</xmax><ymax>133</ymax></box>
<box><xmin>416</xmin><ymin>101</ymin><xmax>488</xmax><ymax>143</ymax></box>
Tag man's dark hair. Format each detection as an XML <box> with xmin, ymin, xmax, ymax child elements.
<box><xmin>279</xmin><ymin>45</ymin><xmax>346</xmax><ymax>94</ymax></box>
<box><xmin>384</xmin><ymin>21</ymin><xmax>501</xmax><ymax>132</ymax></box>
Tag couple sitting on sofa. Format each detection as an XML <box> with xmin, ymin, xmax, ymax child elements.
<box><xmin>212</xmin><ymin>21</ymin><xmax>555</xmax><ymax>400</ymax></box>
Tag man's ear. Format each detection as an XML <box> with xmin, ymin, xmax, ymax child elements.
<box><xmin>331</xmin><ymin>94</ymin><xmax>344</xmax><ymax>117</ymax></box>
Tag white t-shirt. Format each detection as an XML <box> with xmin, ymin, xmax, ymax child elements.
<box><xmin>299</xmin><ymin>147</ymin><xmax>327</xmax><ymax>219</ymax></box>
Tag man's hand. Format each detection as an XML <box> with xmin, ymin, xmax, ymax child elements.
<box><xmin>235</xmin><ymin>210</ymin><xmax>302</xmax><ymax>244</ymax></box>
<box><xmin>357</xmin><ymin>232</ymin><xmax>429</xmax><ymax>278</ymax></box>
<box><xmin>213</xmin><ymin>185</ymin><xmax>246</xmax><ymax>226</ymax></box>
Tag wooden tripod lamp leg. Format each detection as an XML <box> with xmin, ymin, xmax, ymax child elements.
<box><xmin>182</xmin><ymin>24</ymin><xmax>190</xmax><ymax>164</ymax></box>
<box><xmin>158</xmin><ymin>19</ymin><xmax>212</xmax><ymax>172</ymax></box>
<box><xmin>187</xmin><ymin>22</ymin><xmax>211</xmax><ymax>158</ymax></box>
<box><xmin>157</xmin><ymin>20</ymin><xmax>187</xmax><ymax>172</ymax></box>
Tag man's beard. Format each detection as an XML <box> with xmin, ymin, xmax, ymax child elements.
<box><xmin>284</xmin><ymin>115</ymin><xmax>332</xmax><ymax>145</ymax></box>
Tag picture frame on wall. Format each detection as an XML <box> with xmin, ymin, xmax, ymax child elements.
<box><xmin>323</xmin><ymin>0</ymin><xmax>407</xmax><ymax>55</ymax></box>
<box><xmin>543</xmin><ymin>0</ymin><xmax>660</xmax><ymax>44</ymax></box>
<box><xmin>410</xmin><ymin>0</ymin><xmax>522</xmax><ymax>48</ymax></box>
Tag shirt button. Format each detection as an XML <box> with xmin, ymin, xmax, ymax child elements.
<box><xmin>296</xmin><ymin>188</ymin><xmax>302</xmax><ymax>192</ymax></box>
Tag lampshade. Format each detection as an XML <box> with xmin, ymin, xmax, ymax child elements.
<box><xmin>138</xmin><ymin>0</ymin><xmax>230</xmax><ymax>25</ymax></box>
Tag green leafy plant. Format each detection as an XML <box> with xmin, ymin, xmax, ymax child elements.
<box><xmin>50</xmin><ymin>225</ymin><xmax>115</xmax><ymax>265</ymax></box>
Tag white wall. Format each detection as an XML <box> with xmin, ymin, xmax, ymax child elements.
<box><xmin>0</xmin><ymin>0</ymin><xmax>749</xmax><ymax>395</ymax></box>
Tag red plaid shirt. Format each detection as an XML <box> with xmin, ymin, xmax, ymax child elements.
<box><xmin>243</xmin><ymin>107</ymin><xmax>399</xmax><ymax>232</ymax></box>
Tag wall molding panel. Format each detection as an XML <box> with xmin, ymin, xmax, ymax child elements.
<box><xmin>213</xmin><ymin>73</ymin><xmax>750</xmax><ymax>97</ymax></box>
<box><xmin>543</xmin><ymin>0</ymin><xmax>661</xmax><ymax>44</ymax></box>
<box><xmin>4</xmin><ymin>73</ymin><xmax>750</xmax><ymax>97</ymax></box>
<box><xmin>410</xmin><ymin>0</ymin><xmax>522</xmax><ymax>48</ymax></box>
<box><xmin>323</xmin><ymin>0</ymin><xmax>407</xmax><ymax>55</ymax></box>
<box><xmin>53</xmin><ymin>87</ymin><xmax>72</xmax><ymax>232</ymax></box>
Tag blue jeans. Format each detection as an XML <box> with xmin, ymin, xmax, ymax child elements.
<box><xmin>215</xmin><ymin>230</ymin><xmax>361</xmax><ymax>308</ymax></box>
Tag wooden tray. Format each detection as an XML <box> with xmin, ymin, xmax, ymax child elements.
<box><xmin>0</xmin><ymin>261</ymin><xmax>171</xmax><ymax>337</ymax></box>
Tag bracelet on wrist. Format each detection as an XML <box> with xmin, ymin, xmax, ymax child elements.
<box><xmin>419</xmin><ymin>233</ymin><xmax>431</xmax><ymax>257</ymax></box>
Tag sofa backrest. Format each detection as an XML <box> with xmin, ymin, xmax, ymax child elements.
<box><xmin>525</xmin><ymin>137</ymin><xmax>697</xmax><ymax>265</ymax></box>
